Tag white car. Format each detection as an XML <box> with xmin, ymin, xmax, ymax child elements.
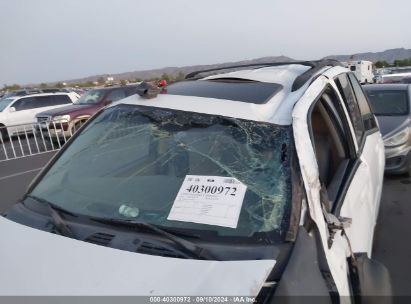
<box><xmin>0</xmin><ymin>92</ymin><xmax>79</xmax><ymax>139</ymax></box>
<box><xmin>2</xmin><ymin>61</ymin><xmax>390</xmax><ymax>302</ymax></box>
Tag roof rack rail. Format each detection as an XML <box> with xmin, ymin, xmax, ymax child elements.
<box><xmin>185</xmin><ymin>61</ymin><xmax>314</xmax><ymax>79</ymax></box>
<box><xmin>291</xmin><ymin>59</ymin><xmax>343</xmax><ymax>91</ymax></box>
<box><xmin>185</xmin><ymin>59</ymin><xmax>343</xmax><ymax>92</ymax></box>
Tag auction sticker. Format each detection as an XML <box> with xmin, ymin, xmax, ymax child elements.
<box><xmin>167</xmin><ymin>175</ymin><xmax>247</xmax><ymax>228</ymax></box>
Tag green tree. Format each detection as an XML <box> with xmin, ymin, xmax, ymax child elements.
<box><xmin>39</xmin><ymin>83</ymin><xmax>48</xmax><ymax>88</ymax></box>
<box><xmin>4</xmin><ymin>84</ymin><xmax>21</xmax><ymax>91</ymax></box>
<box><xmin>77</xmin><ymin>81</ymin><xmax>95</xmax><ymax>88</ymax></box>
<box><xmin>55</xmin><ymin>82</ymin><xmax>65</xmax><ymax>88</ymax></box>
<box><xmin>375</xmin><ymin>61</ymin><xmax>389</xmax><ymax>68</ymax></box>
<box><xmin>395</xmin><ymin>58</ymin><xmax>411</xmax><ymax>67</ymax></box>
<box><xmin>119</xmin><ymin>79</ymin><xmax>128</xmax><ymax>86</ymax></box>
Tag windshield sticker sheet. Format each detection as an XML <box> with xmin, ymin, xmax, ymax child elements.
<box><xmin>167</xmin><ymin>175</ymin><xmax>247</xmax><ymax>228</ymax></box>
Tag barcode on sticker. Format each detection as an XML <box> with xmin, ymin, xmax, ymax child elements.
<box><xmin>223</xmin><ymin>178</ymin><xmax>239</xmax><ymax>184</ymax></box>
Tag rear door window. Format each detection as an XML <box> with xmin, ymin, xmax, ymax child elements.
<box><xmin>310</xmin><ymin>86</ymin><xmax>355</xmax><ymax>207</ymax></box>
<box><xmin>334</xmin><ymin>74</ymin><xmax>364</xmax><ymax>145</ymax></box>
<box><xmin>347</xmin><ymin>73</ymin><xmax>377</xmax><ymax>131</ymax></box>
<box><xmin>13</xmin><ymin>96</ymin><xmax>70</xmax><ymax>110</ymax></box>
<box><xmin>49</xmin><ymin>94</ymin><xmax>72</xmax><ymax>106</ymax></box>
<box><xmin>13</xmin><ymin>97</ymin><xmax>38</xmax><ymax>111</ymax></box>
<box><xmin>35</xmin><ymin>96</ymin><xmax>52</xmax><ymax>108</ymax></box>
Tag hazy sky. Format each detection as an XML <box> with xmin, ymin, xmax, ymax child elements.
<box><xmin>1</xmin><ymin>0</ymin><xmax>410</xmax><ymax>86</ymax></box>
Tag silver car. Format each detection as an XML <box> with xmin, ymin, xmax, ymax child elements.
<box><xmin>364</xmin><ymin>84</ymin><xmax>411</xmax><ymax>175</ymax></box>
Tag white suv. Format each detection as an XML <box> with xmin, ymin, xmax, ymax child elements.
<box><xmin>0</xmin><ymin>92</ymin><xmax>79</xmax><ymax>139</ymax></box>
<box><xmin>2</xmin><ymin>61</ymin><xmax>390</xmax><ymax>300</ymax></box>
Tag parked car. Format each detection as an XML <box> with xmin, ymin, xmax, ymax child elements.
<box><xmin>2</xmin><ymin>61</ymin><xmax>390</xmax><ymax>300</ymax></box>
<box><xmin>379</xmin><ymin>72</ymin><xmax>411</xmax><ymax>84</ymax></box>
<box><xmin>0</xmin><ymin>88</ymin><xmax>71</xmax><ymax>100</ymax></box>
<box><xmin>401</xmin><ymin>76</ymin><xmax>411</xmax><ymax>84</ymax></box>
<box><xmin>0</xmin><ymin>92</ymin><xmax>79</xmax><ymax>139</ymax></box>
<box><xmin>363</xmin><ymin>84</ymin><xmax>411</xmax><ymax>175</ymax></box>
<box><xmin>35</xmin><ymin>85</ymin><xmax>139</xmax><ymax>140</ymax></box>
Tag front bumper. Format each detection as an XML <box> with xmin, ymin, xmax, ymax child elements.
<box><xmin>384</xmin><ymin>143</ymin><xmax>411</xmax><ymax>175</ymax></box>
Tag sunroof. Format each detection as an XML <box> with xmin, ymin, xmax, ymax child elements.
<box><xmin>163</xmin><ymin>78</ymin><xmax>283</xmax><ymax>104</ymax></box>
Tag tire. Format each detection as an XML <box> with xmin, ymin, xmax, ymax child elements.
<box><xmin>406</xmin><ymin>155</ymin><xmax>411</xmax><ymax>177</ymax></box>
<box><xmin>0</xmin><ymin>126</ymin><xmax>8</xmax><ymax>142</ymax></box>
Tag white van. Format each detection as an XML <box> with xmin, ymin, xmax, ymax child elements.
<box><xmin>343</xmin><ymin>60</ymin><xmax>374</xmax><ymax>84</ymax></box>
<box><xmin>0</xmin><ymin>92</ymin><xmax>79</xmax><ymax>138</ymax></box>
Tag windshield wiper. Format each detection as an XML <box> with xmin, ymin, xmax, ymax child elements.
<box><xmin>91</xmin><ymin>217</ymin><xmax>216</xmax><ymax>260</ymax></box>
<box><xmin>26</xmin><ymin>194</ymin><xmax>75</xmax><ymax>238</ymax></box>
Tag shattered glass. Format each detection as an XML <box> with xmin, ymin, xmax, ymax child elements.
<box><xmin>32</xmin><ymin>104</ymin><xmax>292</xmax><ymax>238</ymax></box>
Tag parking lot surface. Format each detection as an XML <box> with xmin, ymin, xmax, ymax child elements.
<box><xmin>0</xmin><ymin>153</ymin><xmax>409</xmax><ymax>297</ymax></box>
<box><xmin>372</xmin><ymin>175</ymin><xmax>411</xmax><ymax>297</ymax></box>
<box><xmin>1</xmin><ymin>134</ymin><xmax>58</xmax><ymax>162</ymax></box>
<box><xmin>0</xmin><ymin>152</ymin><xmax>55</xmax><ymax>211</ymax></box>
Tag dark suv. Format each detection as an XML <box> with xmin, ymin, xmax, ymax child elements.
<box><xmin>36</xmin><ymin>85</ymin><xmax>138</xmax><ymax>140</ymax></box>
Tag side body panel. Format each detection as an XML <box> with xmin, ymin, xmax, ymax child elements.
<box><xmin>339</xmin><ymin>132</ymin><xmax>384</xmax><ymax>256</ymax></box>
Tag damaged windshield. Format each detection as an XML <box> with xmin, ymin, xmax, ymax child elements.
<box><xmin>30</xmin><ymin>104</ymin><xmax>293</xmax><ymax>240</ymax></box>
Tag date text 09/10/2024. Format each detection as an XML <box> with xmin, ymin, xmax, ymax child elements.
<box><xmin>149</xmin><ymin>296</ymin><xmax>256</xmax><ymax>303</ymax></box>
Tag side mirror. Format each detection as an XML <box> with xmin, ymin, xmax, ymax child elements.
<box><xmin>9</xmin><ymin>107</ymin><xmax>16</xmax><ymax>113</ymax></box>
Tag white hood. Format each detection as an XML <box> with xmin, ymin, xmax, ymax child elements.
<box><xmin>0</xmin><ymin>216</ymin><xmax>276</xmax><ymax>296</ymax></box>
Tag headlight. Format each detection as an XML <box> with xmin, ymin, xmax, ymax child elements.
<box><xmin>384</xmin><ymin>127</ymin><xmax>410</xmax><ymax>147</ymax></box>
<box><xmin>52</xmin><ymin>115</ymin><xmax>71</xmax><ymax>123</ymax></box>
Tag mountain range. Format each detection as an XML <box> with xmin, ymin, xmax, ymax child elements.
<box><xmin>63</xmin><ymin>48</ymin><xmax>411</xmax><ymax>85</ymax></box>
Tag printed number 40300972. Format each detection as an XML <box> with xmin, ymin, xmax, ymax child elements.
<box><xmin>185</xmin><ymin>185</ymin><xmax>237</xmax><ymax>196</ymax></box>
